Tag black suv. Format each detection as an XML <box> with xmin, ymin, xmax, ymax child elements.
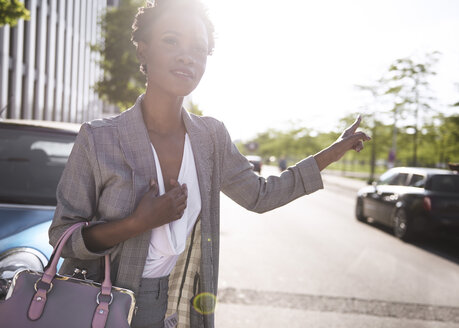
<box><xmin>356</xmin><ymin>167</ymin><xmax>459</xmax><ymax>241</ymax></box>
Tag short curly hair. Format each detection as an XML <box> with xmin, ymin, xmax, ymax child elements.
<box><xmin>131</xmin><ymin>0</ymin><xmax>215</xmax><ymax>75</ymax></box>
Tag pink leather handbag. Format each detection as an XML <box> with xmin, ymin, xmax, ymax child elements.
<box><xmin>0</xmin><ymin>222</ymin><xmax>136</xmax><ymax>328</ymax></box>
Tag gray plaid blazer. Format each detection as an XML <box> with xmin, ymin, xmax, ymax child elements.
<box><xmin>49</xmin><ymin>94</ymin><xmax>323</xmax><ymax>328</ymax></box>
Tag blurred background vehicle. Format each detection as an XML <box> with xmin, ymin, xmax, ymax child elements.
<box><xmin>355</xmin><ymin>167</ymin><xmax>459</xmax><ymax>241</ymax></box>
<box><xmin>278</xmin><ymin>157</ymin><xmax>287</xmax><ymax>172</ymax></box>
<box><xmin>246</xmin><ymin>155</ymin><xmax>263</xmax><ymax>173</ymax></box>
<box><xmin>0</xmin><ymin>120</ymin><xmax>79</xmax><ymax>300</ymax></box>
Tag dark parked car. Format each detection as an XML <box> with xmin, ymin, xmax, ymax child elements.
<box><xmin>246</xmin><ymin>155</ymin><xmax>262</xmax><ymax>173</ymax></box>
<box><xmin>0</xmin><ymin>120</ymin><xmax>79</xmax><ymax>299</ymax></box>
<box><xmin>355</xmin><ymin>167</ymin><xmax>459</xmax><ymax>241</ymax></box>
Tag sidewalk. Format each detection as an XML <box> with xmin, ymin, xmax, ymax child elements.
<box><xmin>216</xmin><ymin>303</ymin><xmax>459</xmax><ymax>328</ymax></box>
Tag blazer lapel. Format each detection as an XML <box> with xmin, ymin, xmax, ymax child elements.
<box><xmin>117</xmin><ymin>95</ymin><xmax>157</xmax><ymax>182</ymax></box>
<box><xmin>182</xmin><ymin>110</ymin><xmax>213</xmax><ymax>227</ymax></box>
<box><xmin>182</xmin><ymin>110</ymin><xmax>217</xmax><ymax>296</ymax></box>
<box><xmin>115</xmin><ymin>95</ymin><xmax>157</xmax><ymax>292</ymax></box>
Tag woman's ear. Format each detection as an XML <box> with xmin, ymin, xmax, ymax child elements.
<box><xmin>137</xmin><ymin>41</ymin><xmax>148</xmax><ymax>65</ymax></box>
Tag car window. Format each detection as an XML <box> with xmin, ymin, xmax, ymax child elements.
<box><xmin>389</xmin><ymin>173</ymin><xmax>409</xmax><ymax>186</ymax></box>
<box><xmin>0</xmin><ymin>126</ymin><xmax>76</xmax><ymax>206</ymax></box>
<box><xmin>427</xmin><ymin>175</ymin><xmax>459</xmax><ymax>194</ymax></box>
<box><xmin>32</xmin><ymin>141</ymin><xmax>74</xmax><ymax>163</ymax></box>
<box><xmin>378</xmin><ymin>171</ymin><xmax>409</xmax><ymax>186</ymax></box>
<box><xmin>378</xmin><ymin>170</ymin><xmax>397</xmax><ymax>185</ymax></box>
<box><xmin>408</xmin><ymin>174</ymin><xmax>425</xmax><ymax>187</ymax></box>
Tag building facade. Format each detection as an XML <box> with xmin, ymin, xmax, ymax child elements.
<box><xmin>0</xmin><ymin>0</ymin><xmax>108</xmax><ymax>122</ymax></box>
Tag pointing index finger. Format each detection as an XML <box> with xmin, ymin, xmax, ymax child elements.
<box><xmin>348</xmin><ymin>115</ymin><xmax>362</xmax><ymax>134</ymax></box>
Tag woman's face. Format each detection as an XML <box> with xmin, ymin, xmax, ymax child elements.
<box><xmin>139</xmin><ymin>9</ymin><xmax>209</xmax><ymax>97</ymax></box>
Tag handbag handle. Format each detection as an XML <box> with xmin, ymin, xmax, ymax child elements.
<box><xmin>28</xmin><ymin>222</ymin><xmax>114</xmax><ymax>328</ymax></box>
<box><xmin>42</xmin><ymin>222</ymin><xmax>88</xmax><ymax>284</ymax></box>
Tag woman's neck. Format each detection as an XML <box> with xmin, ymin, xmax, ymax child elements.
<box><xmin>141</xmin><ymin>87</ymin><xmax>185</xmax><ymax>136</ymax></box>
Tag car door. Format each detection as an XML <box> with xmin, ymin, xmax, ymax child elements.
<box><xmin>377</xmin><ymin>173</ymin><xmax>410</xmax><ymax>225</ymax></box>
<box><xmin>364</xmin><ymin>170</ymin><xmax>397</xmax><ymax>221</ymax></box>
<box><xmin>371</xmin><ymin>172</ymin><xmax>409</xmax><ymax>225</ymax></box>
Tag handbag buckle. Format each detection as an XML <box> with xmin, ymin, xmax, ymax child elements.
<box><xmin>34</xmin><ymin>279</ymin><xmax>53</xmax><ymax>294</ymax></box>
<box><xmin>72</xmin><ymin>268</ymin><xmax>88</xmax><ymax>280</ymax></box>
<box><xmin>96</xmin><ymin>291</ymin><xmax>113</xmax><ymax>305</ymax></box>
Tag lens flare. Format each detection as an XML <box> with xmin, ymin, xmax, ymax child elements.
<box><xmin>192</xmin><ymin>292</ymin><xmax>217</xmax><ymax>315</ymax></box>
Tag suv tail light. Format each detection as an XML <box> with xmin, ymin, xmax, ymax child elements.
<box><xmin>423</xmin><ymin>196</ymin><xmax>432</xmax><ymax>212</ymax></box>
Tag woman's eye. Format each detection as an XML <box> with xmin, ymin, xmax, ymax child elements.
<box><xmin>163</xmin><ymin>37</ymin><xmax>177</xmax><ymax>45</ymax></box>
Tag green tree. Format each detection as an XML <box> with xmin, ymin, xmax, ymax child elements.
<box><xmin>381</xmin><ymin>52</ymin><xmax>440</xmax><ymax>166</ymax></box>
<box><xmin>437</xmin><ymin>114</ymin><xmax>459</xmax><ymax>164</ymax></box>
<box><xmin>249</xmin><ymin>125</ymin><xmax>323</xmax><ymax>164</ymax></box>
<box><xmin>0</xmin><ymin>0</ymin><xmax>30</xmax><ymax>26</ymax></box>
<box><xmin>92</xmin><ymin>0</ymin><xmax>145</xmax><ymax>110</ymax></box>
<box><xmin>242</xmin><ymin>123</ymin><xmax>334</xmax><ymax>168</ymax></box>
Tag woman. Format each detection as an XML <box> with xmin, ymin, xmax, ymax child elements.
<box><xmin>49</xmin><ymin>0</ymin><xmax>370</xmax><ymax>327</ymax></box>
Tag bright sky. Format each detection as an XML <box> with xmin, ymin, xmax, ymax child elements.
<box><xmin>192</xmin><ymin>0</ymin><xmax>459</xmax><ymax>141</ymax></box>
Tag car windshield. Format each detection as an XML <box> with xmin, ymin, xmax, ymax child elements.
<box><xmin>0</xmin><ymin>126</ymin><xmax>76</xmax><ymax>206</ymax></box>
<box><xmin>427</xmin><ymin>174</ymin><xmax>459</xmax><ymax>194</ymax></box>
<box><xmin>377</xmin><ymin>170</ymin><xmax>398</xmax><ymax>185</ymax></box>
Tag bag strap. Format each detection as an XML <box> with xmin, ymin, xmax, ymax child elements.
<box><xmin>42</xmin><ymin>221</ymin><xmax>85</xmax><ymax>273</ymax></box>
<box><xmin>28</xmin><ymin>222</ymin><xmax>114</xmax><ymax>328</ymax></box>
<box><xmin>42</xmin><ymin>222</ymin><xmax>88</xmax><ymax>284</ymax></box>
<box><xmin>92</xmin><ymin>255</ymin><xmax>113</xmax><ymax>328</ymax></box>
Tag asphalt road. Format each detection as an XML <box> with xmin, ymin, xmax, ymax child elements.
<box><xmin>214</xmin><ymin>166</ymin><xmax>459</xmax><ymax>327</ymax></box>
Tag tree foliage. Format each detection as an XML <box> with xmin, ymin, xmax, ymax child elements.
<box><xmin>0</xmin><ymin>0</ymin><xmax>30</xmax><ymax>27</ymax></box>
<box><xmin>241</xmin><ymin>124</ymin><xmax>336</xmax><ymax>166</ymax></box>
<box><xmin>238</xmin><ymin>52</ymin><xmax>457</xmax><ymax>174</ymax></box>
<box><xmin>92</xmin><ymin>0</ymin><xmax>145</xmax><ymax>110</ymax></box>
<box><xmin>381</xmin><ymin>52</ymin><xmax>440</xmax><ymax>166</ymax></box>
<box><xmin>239</xmin><ymin>111</ymin><xmax>458</xmax><ymax>175</ymax></box>
<box><xmin>353</xmin><ymin>52</ymin><xmax>441</xmax><ymax>170</ymax></box>
<box><xmin>186</xmin><ymin>101</ymin><xmax>204</xmax><ymax>116</ymax></box>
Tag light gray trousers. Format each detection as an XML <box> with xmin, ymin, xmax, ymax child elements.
<box><xmin>131</xmin><ymin>276</ymin><xmax>169</xmax><ymax>328</ymax></box>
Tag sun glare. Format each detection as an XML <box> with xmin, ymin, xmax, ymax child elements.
<box><xmin>195</xmin><ymin>0</ymin><xmax>459</xmax><ymax>140</ymax></box>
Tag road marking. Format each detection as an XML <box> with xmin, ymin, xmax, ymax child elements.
<box><xmin>218</xmin><ymin>288</ymin><xmax>459</xmax><ymax>323</ymax></box>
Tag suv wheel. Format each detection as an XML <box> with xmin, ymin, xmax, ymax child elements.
<box><xmin>392</xmin><ymin>208</ymin><xmax>415</xmax><ymax>241</ymax></box>
<box><xmin>355</xmin><ymin>198</ymin><xmax>367</xmax><ymax>222</ymax></box>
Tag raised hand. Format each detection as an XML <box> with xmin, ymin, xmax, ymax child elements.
<box><xmin>335</xmin><ymin>115</ymin><xmax>371</xmax><ymax>157</ymax></box>
<box><xmin>314</xmin><ymin>115</ymin><xmax>371</xmax><ymax>171</ymax></box>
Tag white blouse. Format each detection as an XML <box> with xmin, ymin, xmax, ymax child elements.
<box><xmin>142</xmin><ymin>134</ymin><xmax>201</xmax><ymax>278</ymax></box>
